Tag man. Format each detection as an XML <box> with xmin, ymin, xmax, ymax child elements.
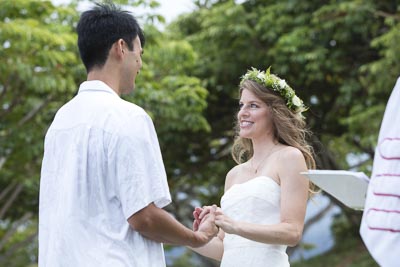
<box><xmin>38</xmin><ymin>3</ymin><xmax>217</xmax><ymax>266</ymax></box>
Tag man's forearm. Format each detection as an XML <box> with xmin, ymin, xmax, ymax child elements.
<box><xmin>128</xmin><ymin>203</ymin><xmax>208</xmax><ymax>247</ymax></box>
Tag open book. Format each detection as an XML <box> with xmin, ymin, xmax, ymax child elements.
<box><xmin>301</xmin><ymin>170</ymin><xmax>370</xmax><ymax>210</ymax></box>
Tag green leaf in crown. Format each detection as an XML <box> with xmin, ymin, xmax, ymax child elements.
<box><xmin>240</xmin><ymin>66</ymin><xmax>308</xmax><ymax>115</ymax></box>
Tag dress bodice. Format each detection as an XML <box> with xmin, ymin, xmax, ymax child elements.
<box><xmin>220</xmin><ymin>176</ymin><xmax>289</xmax><ymax>267</ymax></box>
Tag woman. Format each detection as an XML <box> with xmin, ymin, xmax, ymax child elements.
<box><xmin>191</xmin><ymin>67</ymin><xmax>316</xmax><ymax>266</ymax></box>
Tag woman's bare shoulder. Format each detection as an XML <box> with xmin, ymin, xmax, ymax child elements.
<box><xmin>225</xmin><ymin>164</ymin><xmax>245</xmax><ymax>191</ymax></box>
<box><xmin>277</xmin><ymin>146</ymin><xmax>308</xmax><ymax>180</ymax></box>
<box><xmin>278</xmin><ymin>146</ymin><xmax>305</xmax><ymax>161</ymax></box>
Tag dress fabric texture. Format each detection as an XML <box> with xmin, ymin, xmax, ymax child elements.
<box><xmin>220</xmin><ymin>176</ymin><xmax>290</xmax><ymax>267</ymax></box>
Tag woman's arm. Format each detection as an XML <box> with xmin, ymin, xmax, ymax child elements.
<box><xmin>188</xmin><ymin>228</ymin><xmax>225</xmax><ymax>261</ymax></box>
<box><xmin>187</xmin><ymin>167</ymin><xmax>240</xmax><ymax>261</ymax></box>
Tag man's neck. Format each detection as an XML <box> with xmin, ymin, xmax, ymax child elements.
<box><xmin>87</xmin><ymin>68</ymin><xmax>120</xmax><ymax>95</ymax></box>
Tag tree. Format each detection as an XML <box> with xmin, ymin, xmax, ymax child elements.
<box><xmin>0</xmin><ymin>0</ymin><xmax>81</xmax><ymax>264</ymax></box>
<box><xmin>168</xmin><ymin>0</ymin><xmax>399</xmax><ymax>263</ymax></box>
<box><xmin>0</xmin><ymin>0</ymin><xmax>210</xmax><ymax>265</ymax></box>
<box><xmin>1</xmin><ymin>0</ymin><xmax>399</xmax><ymax>265</ymax></box>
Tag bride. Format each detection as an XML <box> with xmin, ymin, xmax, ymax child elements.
<box><xmin>191</xmin><ymin>67</ymin><xmax>316</xmax><ymax>266</ymax></box>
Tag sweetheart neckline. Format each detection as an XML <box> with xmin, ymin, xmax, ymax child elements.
<box><xmin>223</xmin><ymin>176</ymin><xmax>280</xmax><ymax>195</ymax></box>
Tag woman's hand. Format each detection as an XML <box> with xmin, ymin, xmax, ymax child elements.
<box><xmin>192</xmin><ymin>207</ymin><xmax>203</xmax><ymax>231</ymax></box>
<box><xmin>192</xmin><ymin>205</ymin><xmax>219</xmax><ymax>231</ymax></box>
<box><xmin>214</xmin><ymin>210</ymin><xmax>237</xmax><ymax>234</ymax></box>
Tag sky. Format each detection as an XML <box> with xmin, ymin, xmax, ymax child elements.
<box><xmin>54</xmin><ymin>0</ymin><xmax>196</xmax><ymax>26</ymax></box>
<box><xmin>155</xmin><ymin>0</ymin><xmax>195</xmax><ymax>23</ymax></box>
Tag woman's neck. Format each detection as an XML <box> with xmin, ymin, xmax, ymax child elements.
<box><xmin>251</xmin><ymin>138</ymin><xmax>279</xmax><ymax>160</ymax></box>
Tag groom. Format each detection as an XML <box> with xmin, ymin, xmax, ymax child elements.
<box><xmin>38</xmin><ymin>3</ymin><xmax>218</xmax><ymax>266</ymax></box>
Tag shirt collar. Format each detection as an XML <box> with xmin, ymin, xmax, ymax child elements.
<box><xmin>78</xmin><ymin>80</ymin><xmax>120</xmax><ymax>97</ymax></box>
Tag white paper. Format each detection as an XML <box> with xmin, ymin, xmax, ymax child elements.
<box><xmin>301</xmin><ymin>170</ymin><xmax>369</xmax><ymax>210</ymax></box>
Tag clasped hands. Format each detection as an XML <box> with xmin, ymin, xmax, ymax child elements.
<box><xmin>193</xmin><ymin>205</ymin><xmax>237</xmax><ymax>235</ymax></box>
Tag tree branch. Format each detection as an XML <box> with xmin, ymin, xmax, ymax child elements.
<box><xmin>0</xmin><ymin>183</ymin><xmax>23</xmax><ymax>220</ymax></box>
<box><xmin>0</xmin><ymin>73</ymin><xmax>25</xmax><ymax>120</ymax></box>
<box><xmin>0</xmin><ymin>73</ymin><xmax>14</xmax><ymax>102</ymax></box>
<box><xmin>311</xmin><ymin>134</ymin><xmax>341</xmax><ymax>170</ymax></box>
<box><xmin>348</xmin><ymin>157</ymin><xmax>372</xmax><ymax>170</ymax></box>
<box><xmin>303</xmin><ymin>201</ymin><xmax>336</xmax><ymax>233</ymax></box>
<box><xmin>0</xmin><ymin>157</ymin><xmax>7</xmax><ymax>172</ymax></box>
<box><xmin>0</xmin><ymin>230</ymin><xmax>37</xmax><ymax>264</ymax></box>
<box><xmin>374</xmin><ymin>10</ymin><xmax>400</xmax><ymax>20</ymax></box>
<box><xmin>0</xmin><ymin>212</ymin><xmax>33</xmax><ymax>251</ymax></box>
<box><xmin>352</xmin><ymin>138</ymin><xmax>374</xmax><ymax>159</ymax></box>
<box><xmin>0</xmin><ymin>87</ymin><xmax>22</xmax><ymax>119</ymax></box>
<box><xmin>17</xmin><ymin>94</ymin><xmax>54</xmax><ymax>127</ymax></box>
<box><xmin>0</xmin><ymin>181</ymin><xmax>17</xmax><ymax>203</ymax></box>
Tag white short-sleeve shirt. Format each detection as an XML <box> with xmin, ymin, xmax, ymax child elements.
<box><xmin>39</xmin><ymin>80</ymin><xmax>172</xmax><ymax>267</ymax></box>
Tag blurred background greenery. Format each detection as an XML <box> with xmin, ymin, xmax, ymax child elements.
<box><xmin>1</xmin><ymin>0</ymin><xmax>399</xmax><ymax>266</ymax></box>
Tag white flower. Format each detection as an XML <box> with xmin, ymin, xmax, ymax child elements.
<box><xmin>241</xmin><ymin>68</ymin><xmax>307</xmax><ymax>115</ymax></box>
<box><xmin>292</xmin><ymin>95</ymin><xmax>302</xmax><ymax>107</ymax></box>
<box><xmin>278</xmin><ymin>79</ymin><xmax>287</xmax><ymax>89</ymax></box>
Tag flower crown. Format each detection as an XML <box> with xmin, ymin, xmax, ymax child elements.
<box><xmin>240</xmin><ymin>67</ymin><xmax>307</xmax><ymax>114</ymax></box>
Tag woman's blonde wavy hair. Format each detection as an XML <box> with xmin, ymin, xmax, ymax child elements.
<box><xmin>231</xmin><ymin>80</ymin><xmax>316</xmax><ymax>191</ymax></box>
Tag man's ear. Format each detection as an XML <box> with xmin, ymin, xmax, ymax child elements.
<box><xmin>112</xmin><ymin>39</ymin><xmax>125</xmax><ymax>58</ymax></box>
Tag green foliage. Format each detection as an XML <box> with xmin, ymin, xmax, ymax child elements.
<box><xmin>0</xmin><ymin>0</ymin><xmax>83</xmax><ymax>217</ymax></box>
<box><xmin>0</xmin><ymin>1</ymin><xmax>82</xmax><ymax>264</ymax></box>
<box><xmin>331</xmin><ymin>212</ymin><xmax>362</xmax><ymax>243</ymax></box>
<box><xmin>0</xmin><ymin>0</ymin><xmax>210</xmax><ymax>265</ymax></box>
<box><xmin>170</xmin><ymin>0</ymin><xmax>400</xmax><ymax>176</ymax></box>
<box><xmin>0</xmin><ymin>217</ymin><xmax>38</xmax><ymax>266</ymax></box>
<box><xmin>168</xmin><ymin>0</ymin><xmax>399</xmax><ymax>263</ymax></box>
<box><xmin>1</xmin><ymin>0</ymin><xmax>400</xmax><ymax>265</ymax></box>
<box><xmin>292</xmin><ymin>236</ymin><xmax>378</xmax><ymax>267</ymax></box>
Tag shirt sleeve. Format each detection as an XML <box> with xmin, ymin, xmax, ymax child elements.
<box><xmin>111</xmin><ymin>113</ymin><xmax>172</xmax><ymax>219</ymax></box>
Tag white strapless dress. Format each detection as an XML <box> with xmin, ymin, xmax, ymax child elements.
<box><xmin>220</xmin><ymin>176</ymin><xmax>290</xmax><ymax>267</ymax></box>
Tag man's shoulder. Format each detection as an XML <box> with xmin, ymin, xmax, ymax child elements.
<box><xmin>113</xmin><ymin>99</ymin><xmax>153</xmax><ymax>127</ymax></box>
<box><xmin>107</xmin><ymin>100</ymin><xmax>157</xmax><ymax>137</ymax></box>
<box><xmin>117</xmin><ymin>98</ymin><xmax>147</xmax><ymax>116</ymax></box>
<box><xmin>50</xmin><ymin>94</ymin><xmax>152</xmax><ymax>135</ymax></box>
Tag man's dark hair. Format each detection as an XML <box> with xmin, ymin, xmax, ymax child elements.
<box><xmin>77</xmin><ymin>3</ymin><xmax>145</xmax><ymax>72</ymax></box>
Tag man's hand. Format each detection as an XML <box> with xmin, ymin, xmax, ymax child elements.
<box><xmin>192</xmin><ymin>205</ymin><xmax>219</xmax><ymax>244</ymax></box>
